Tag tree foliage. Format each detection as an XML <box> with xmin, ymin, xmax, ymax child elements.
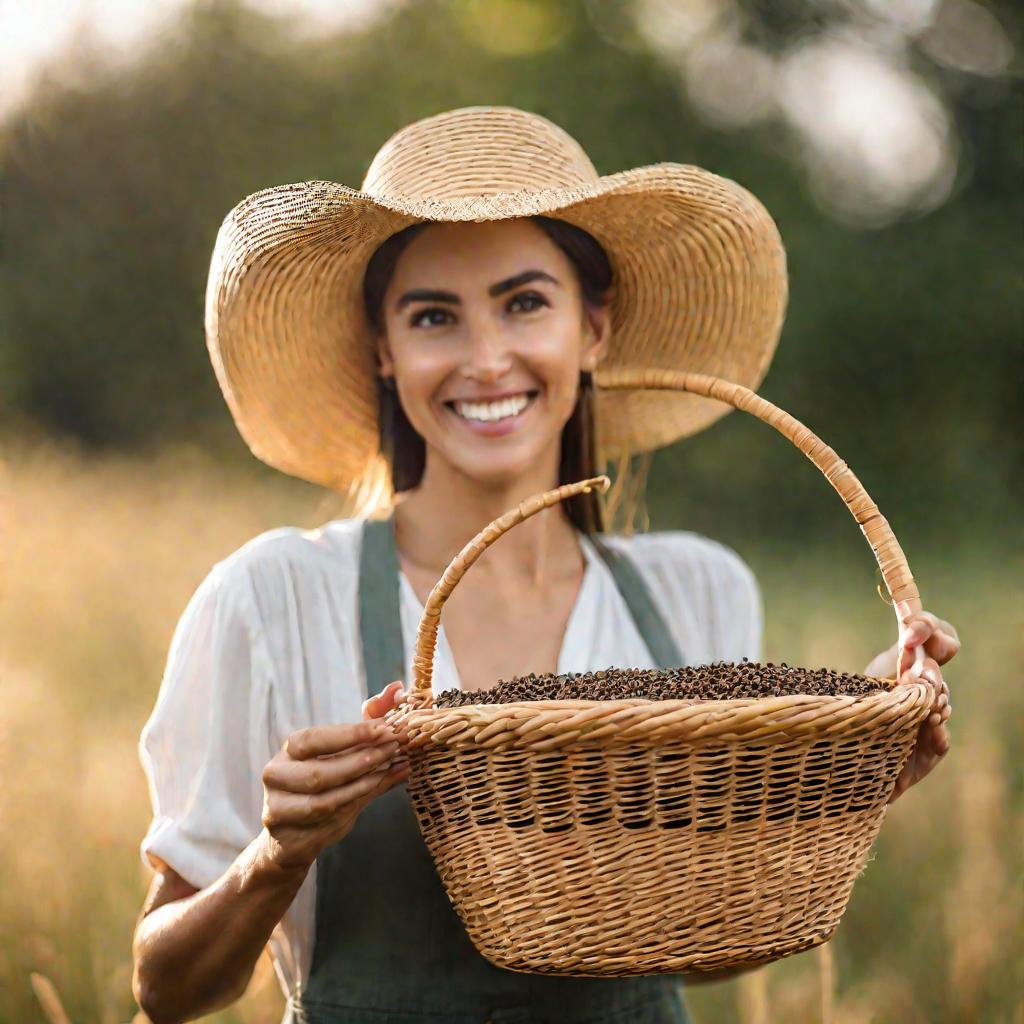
<box><xmin>2</xmin><ymin>0</ymin><xmax>1020</xmax><ymax>544</ymax></box>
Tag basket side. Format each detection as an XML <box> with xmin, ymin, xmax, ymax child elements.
<box><xmin>404</xmin><ymin>688</ymin><xmax>927</xmax><ymax>974</ymax></box>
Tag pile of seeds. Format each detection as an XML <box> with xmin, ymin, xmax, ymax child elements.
<box><xmin>435</xmin><ymin>658</ymin><xmax>887</xmax><ymax>708</ymax></box>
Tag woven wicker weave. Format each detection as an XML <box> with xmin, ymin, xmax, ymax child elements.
<box><xmin>388</xmin><ymin>371</ymin><xmax>934</xmax><ymax>976</ymax></box>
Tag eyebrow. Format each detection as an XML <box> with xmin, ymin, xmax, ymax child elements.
<box><xmin>394</xmin><ymin>269</ymin><xmax>561</xmax><ymax>312</ymax></box>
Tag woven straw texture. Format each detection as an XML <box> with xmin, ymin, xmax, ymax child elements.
<box><xmin>204</xmin><ymin>106</ymin><xmax>788</xmax><ymax>509</ymax></box>
<box><xmin>389</xmin><ymin>373</ymin><xmax>934</xmax><ymax>975</ymax></box>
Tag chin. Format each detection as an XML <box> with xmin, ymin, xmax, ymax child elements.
<box><xmin>437</xmin><ymin>440</ymin><xmax>551</xmax><ymax>489</ymax></box>
<box><xmin>457</xmin><ymin>455</ymin><xmax>544</xmax><ymax>488</ymax></box>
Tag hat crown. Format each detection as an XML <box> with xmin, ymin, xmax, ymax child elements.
<box><xmin>361</xmin><ymin>106</ymin><xmax>600</xmax><ymax>203</ymax></box>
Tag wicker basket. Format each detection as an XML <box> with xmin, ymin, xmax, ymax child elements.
<box><xmin>388</xmin><ymin>369</ymin><xmax>935</xmax><ymax>977</ymax></box>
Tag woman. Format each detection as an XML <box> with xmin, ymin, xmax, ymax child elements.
<box><xmin>132</xmin><ymin>107</ymin><xmax>958</xmax><ymax>1024</ymax></box>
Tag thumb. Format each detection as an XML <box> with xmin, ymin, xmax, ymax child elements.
<box><xmin>362</xmin><ymin>680</ymin><xmax>406</xmax><ymax>720</ymax></box>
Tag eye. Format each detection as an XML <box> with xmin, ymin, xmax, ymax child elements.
<box><xmin>508</xmin><ymin>291</ymin><xmax>548</xmax><ymax>314</ymax></box>
<box><xmin>409</xmin><ymin>307</ymin><xmax>454</xmax><ymax>328</ymax></box>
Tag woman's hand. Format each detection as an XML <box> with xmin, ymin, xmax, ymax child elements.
<box><xmin>361</xmin><ymin>679</ymin><xmax>409</xmax><ymax>721</ymax></box>
<box><xmin>259</xmin><ymin>682</ymin><xmax>410</xmax><ymax>872</ymax></box>
<box><xmin>863</xmin><ymin>610</ymin><xmax>960</xmax><ymax>804</ymax></box>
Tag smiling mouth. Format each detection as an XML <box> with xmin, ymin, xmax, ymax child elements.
<box><xmin>444</xmin><ymin>390</ymin><xmax>540</xmax><ymax>424</ymax></box>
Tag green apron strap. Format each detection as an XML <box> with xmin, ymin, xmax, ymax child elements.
<box><xmin>588</xmin><ymin>534</ymin><xmax>685</xmax><ymax>670</ymax></box>
<box><xmin>358</xmin><ymin>516</ymin><xmax>406</xmax><ymax>701</ymax></box>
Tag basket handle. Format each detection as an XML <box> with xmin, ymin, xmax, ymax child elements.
<box><xmin>410</xmin><ymin>476</ymin><xmax>611</xmax><ymax>702</ymax></box>
<box><xmin>596</xmin><ymin>368</ymin><xmax>925</xmax><ymax>676</ymax></box>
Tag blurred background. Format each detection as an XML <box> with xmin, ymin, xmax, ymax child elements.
<box><xmin>2</xmin><ymin>1</ymin><xmax>1021</xmax><ymax>1021</ymax></box>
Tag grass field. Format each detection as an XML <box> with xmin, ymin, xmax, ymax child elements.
<box><xmin>3</xmin><ymin>444</ymin><xmax>1021</xmax><ymax>1024</ymax></box>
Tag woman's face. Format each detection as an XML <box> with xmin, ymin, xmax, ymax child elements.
<box><xmin>377</xmin><ymin>218</ymin><xmax>610</xmax><ymax>487</ymax></box>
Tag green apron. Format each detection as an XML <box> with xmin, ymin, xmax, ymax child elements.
<box><xmin>287</xmin><ymin>519</ymin><xmax>692</xmax><ymax>1024</ymax></box>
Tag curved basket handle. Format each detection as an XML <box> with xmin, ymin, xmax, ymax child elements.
<box><xmin>410</xmin><ymin>476</ymin><xmax>611</xmax><ymax>703</ymax></box>
<box><xmin>596</xmin><ymin>368</ymin><xmax>925</xmax><ymax>674</ymax></box>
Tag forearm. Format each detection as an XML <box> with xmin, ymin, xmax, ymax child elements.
<box><xmin>132</xmin><ymin>829</ymin><xmax>308</xmax><ymax>1024</ymax></box>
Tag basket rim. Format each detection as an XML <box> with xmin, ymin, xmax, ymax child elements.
<box><xmin>391</xmin><ymin>679</ymin><xmax>933</xmax><ymax>751</ymax></box>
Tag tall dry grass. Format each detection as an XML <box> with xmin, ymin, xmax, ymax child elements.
<box><xmin>2</xmin><ymin>444</ymin><xmax>1020</xmax><ymax>1023</ymax></box>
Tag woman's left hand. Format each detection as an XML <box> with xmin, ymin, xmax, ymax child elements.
<box><xmin>863</xmin><ymin>610</ymin><xmax>960</xmax><ymax>804</ymax></box>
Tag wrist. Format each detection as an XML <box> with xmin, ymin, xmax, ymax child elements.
<box><xmin>253</xmin><ymin>829</ymin><xmax>313</xmax><ymax>888</ymax></box>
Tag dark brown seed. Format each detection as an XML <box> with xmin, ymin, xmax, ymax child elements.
<box><xmin>435</xmin><ymin>659</ymin><xmax>888</xmax><ymax>708</ymax></box>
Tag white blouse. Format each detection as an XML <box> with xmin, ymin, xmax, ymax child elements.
<box><xmin>137</xmin><ymin>518</ymin><xmax>763</xmax><ymax>1001</ymax></box>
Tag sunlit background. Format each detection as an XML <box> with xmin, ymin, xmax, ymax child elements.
<box><xmin>2</xmin><ymin>1</ymin><xmax>1021</xmax><ymax>1021</ymax></box>
<box><xmin>4</xmin><ymin>0</ymin><xmax>1017</xmax><ymax>222</ymax></box>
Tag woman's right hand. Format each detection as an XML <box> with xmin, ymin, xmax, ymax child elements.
<box><xmin>259</xmin><ymin>681</ymin><xmax>410</xmax><ymax>873</ymax></box>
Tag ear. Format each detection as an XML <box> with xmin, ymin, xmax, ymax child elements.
<box><xmin>581</xmin><ymin>300</ymin><xmax>611</xmax><ymax>373</ymax></box>
<box><xmin>375</xmin><ymin>330</ymin><xmax>395</xmax><ymax>379</ymax></box>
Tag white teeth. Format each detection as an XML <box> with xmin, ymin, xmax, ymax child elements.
<box><xmin>453</xmin><ymin>393</ymin><xmax>531</xmax><ymax>423</ymax></box>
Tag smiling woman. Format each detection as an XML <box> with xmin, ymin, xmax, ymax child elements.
<box><xmin>363</xmin><ymin>216</ymin><xmax>612</xmax><ymax>532</ymax></box>
<box><xmin>130</xmin><ymin>101</ymin><xmax>958</xmax><ymax>1024</ymax></box>
<box><xmin>132</xmin><ymin>106</ymin><xmax>796</xmax><ymax>1024</ymax></box>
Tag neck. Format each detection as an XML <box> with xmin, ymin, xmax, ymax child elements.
<box><xmin>392</xmin><ymin>442</ymin><xmax>583</xmax><ymax>584</ymax></box>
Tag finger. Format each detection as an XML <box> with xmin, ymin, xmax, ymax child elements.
<box><xmin>375</xmin><ymin>759</ymin><xmax>411</xmax><ymax>790</ymax></box>
<box><xmin>931</xmin><ymin>722</ymin><xmax>951</xmax><ymax>756</ymax></box>
<box><xmin>265</xmin><ymin>740</ymin><xmax>400</xmax><ymax>794</ymax></box>
<box><xmin>920</xmin><ymin>717</ymin><xmax>950</xmax><ymax>754</ymax></box>
<box><xmin>900</xmin><ymin>613</ymin><xmax>960</xmax><ymax>669</ymax></box>
<box><xmin>922</xmin><ymin>657</ymin><xmax>944</xmax><ymax>689</ymax></box>
<box><xmin>898</xmin><ymin>613</ymin><xmax>938</xmax><ymax>674</ymax></box>
<box><xmin>916</xmin><ymin>611</ymin><xmax>960</xmax><ymax>665</ymax></box>
<box><xmin>362</xmin><ymin>680</ymin><xmax>406</xmax><ymax>721</ymax></box>
<box><xmin>385</xmin><ymin>681</ymin><xmax>407</xmax><ymax>711</ymax></box>
<box><xmin>899</xmin><ymin>612</ymin><xmax>937</xmax><ymax>647</ymax></box>
<box><xmin>267</xmin><ymin>764</ymin><xmax>398</xmax><ymax>826</ymax></box>
<box><xmin>348</xmin><ymin>760</ymin><xmax>412</xmax><ymax>812</ymax></box>
<box><xmin>927</xmin><ymin>626</ymin><xmax>961</xmax><ymax>667</ymax></box>
<box><xmin>303</xmin><ymin>765</ymin><xmax>399</xmax><ymax>819</ymax></box>
<box><xmin>902</xmin><ymin>654</ymin><xmax>943</xmax><ymax>689</ymax></box>
<box><xmin>285</xmin><ymin>721</ymin><xmax>396</xmax><ymax>760</ymax></box>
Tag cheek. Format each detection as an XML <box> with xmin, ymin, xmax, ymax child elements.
<box><xmin>388</xmin><ymin>351</ymin><xmax>454</xmax><ymax>439</ymax></box>
<box><xmin>528</xmin><ymin>328</ymin><xmax>585</xmax><ymax>406</ymax></box>
<box><xmin>390</xmin><ymin>344</ymin><xmax>449</xmax><ymax>401</ymax></box>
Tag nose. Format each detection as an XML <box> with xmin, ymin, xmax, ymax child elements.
<box><xmin>459</xmin><ymin>319</ymin><xmax>513</xmax><ymax>384</ymax></box>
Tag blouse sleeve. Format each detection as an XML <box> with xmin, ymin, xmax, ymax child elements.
<box><xmin>138</xmin><ymin>557</ymin><xmax>275</xmax><ymax>889</ymax></box>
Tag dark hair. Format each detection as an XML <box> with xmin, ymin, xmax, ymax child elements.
<box><xmin>362</xmin><ymin>216</ymin><xmax>613</xmax><ymax>534</ymax></box>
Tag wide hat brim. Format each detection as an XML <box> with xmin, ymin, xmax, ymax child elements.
<box><xmin>205</xmin><ymin>162</ymin><xmax>788</xmax><ymax>506</ymax></box>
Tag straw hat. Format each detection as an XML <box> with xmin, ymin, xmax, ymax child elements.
<box><xmin>205</xmin><ymin>105</ymin><xmax>788</xmax><ymax>509</ymax></box>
